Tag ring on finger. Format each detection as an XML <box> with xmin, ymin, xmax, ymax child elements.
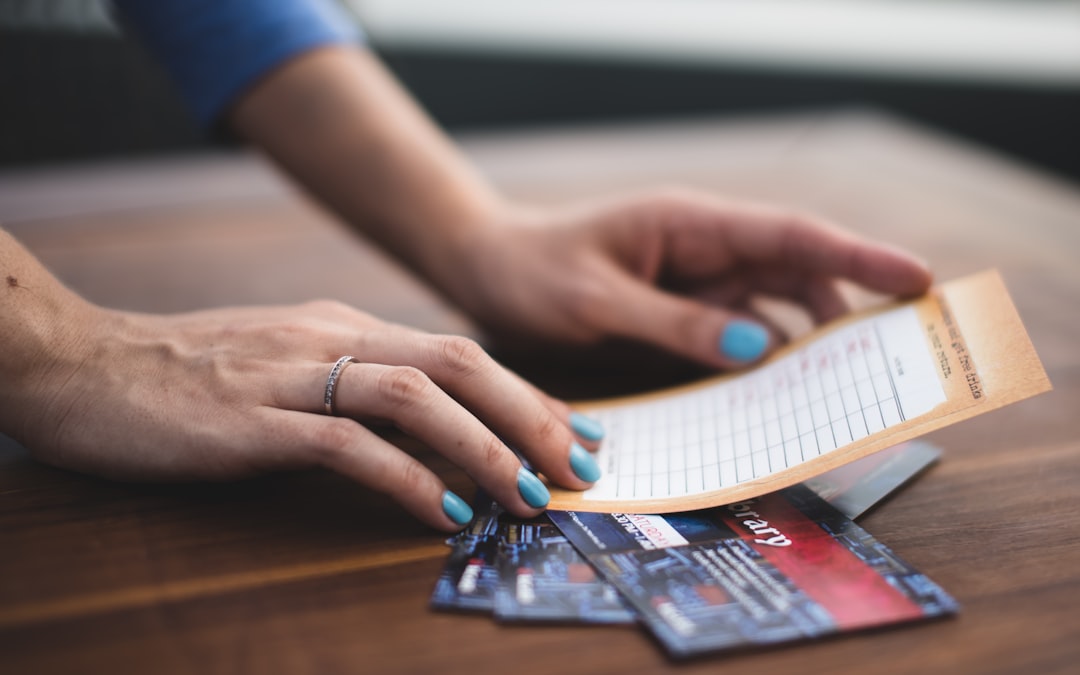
<box><xmin>324</xmin><ymin>356</ymin><xmax>361</xmax><ymax>415</ymax></box>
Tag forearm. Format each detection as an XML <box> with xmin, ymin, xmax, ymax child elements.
<box><xmin>227</xmin><ymin>46</ymin><xmax>508</xmax><ymax>292</ymax></box>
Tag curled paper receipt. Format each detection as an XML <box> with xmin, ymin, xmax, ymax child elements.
<box><xmin>547</xmin><ymin>270</ymin><xmax>1050</xmax><ymax>513</ymax></box>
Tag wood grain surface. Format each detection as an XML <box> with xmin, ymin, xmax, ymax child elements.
<box><xmin>1</xmin><ymin>110</ymin><xmax>1078</xmax><ymax>674</ymax></box>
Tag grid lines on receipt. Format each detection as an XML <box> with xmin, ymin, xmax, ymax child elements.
<box><xmin>584</xmin><ymin>306</ymin><xmax>947</xmax><ymax>501</ymax></box>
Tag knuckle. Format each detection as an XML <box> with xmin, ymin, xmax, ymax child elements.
<box><xmin>271</xmin><ymin>317</ymin><xmax>340</xmax><ymax>350</ymax></box>
<box><xmin>782</xmin><ymin>209</ymin><xmax>816</xmax><ymax>229</ymax></box>
<box><xmin>647</xmin><ymin>184</ymin><xmax>694</xmax><ymax>208</ymax></box>
<box><xmin>676</xmin><ymin>306</ymin><xmax>713</xmax><ymax>350</ymax></box>
<box><xmin>307</xmin><ymin>418</ymin><xmax>357</xmax><ymax>465</ymax></box>
<box><xmin>434</xmin><ymin>336</ymin><xmax>488</xmax><ymax>377</ymax></box>
<box><xmin>779</xmin><ymin>213</ymin><xmax>820</xmax><ymax>255</ymax></box>
<box><xmin>532</xmin><ymin>409</ymin><xmax>565</xmax><ymax>447</ymax></box>
<box><xmin>277</xmin><ymin>318</ymin><xmax>318</xmax><ymax>340</ymax></box>
<box><xmin>392</xmin><ymin>456</ymin><xmax>431</xmax><ymax>497</ymax></box>
<box><xmin>304</xmin><ymin>299</ymin><xmax>353</xmax><ymax>317</ymax></box>
<box><xmin>376</xmin><ymin>366</ymin><xmax>433</xmax><ymax>407</ymax></box>
<box><xmin>782</xmin><ymin>210</ymin><xmax>834</xmax><ymax>242</ymax></box>
<box><xmin>561</xmin><ymin>277</ymin><xmax>613</xmax><ymax>332</ymax></box>
<box><xmin>479</xmin><ymin>434</ymin><xmax>509</xmax><ymax>469</ymax></box>
<box><xmin>778</xmin><ymin>211</ymin><xmax>852</xmax><ymax>271</ymax></box>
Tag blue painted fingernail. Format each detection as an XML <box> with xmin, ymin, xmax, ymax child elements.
<box><xmin>517</xmin><ymin>467</ymin><xmax>550</xmax><ymax>509</ymax></box>
<box><xmin>569</xmin><ymin>412</ymin><xmax>605</xmax><ymax>442</ymax></box>
<box><xmin>442</xmin><ymin>490</ymin><xmax>473</xmax><ymax>527</ymax></box>
<box><xmin>719</xmin><ymin>320</ymin><xmax>769</xmax><ymax>362</ymax></box>
<box><xmin>569</xmin><ymin>441</ymin><xmax>601</xmax><ymax>483</ymax></box>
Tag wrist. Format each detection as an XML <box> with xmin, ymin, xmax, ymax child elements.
<box><xmin>415</xmin><ymin>199</ymin><xmax>542</xmax><ymax>315</ymax></box>
<box><xmin>0</xmin><ymin>231</ymin><xmax>103</xmax><ymax>443</ymax></box>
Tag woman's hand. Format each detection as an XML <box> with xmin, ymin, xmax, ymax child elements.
<box><xmin>226</xmin><ymin>48</ymin><xmax>930</xmax><ymax>372</ymax></box>
<box><xmin>3</xmin><ymin>269</ymin><xmax>605</xmax><ymax>532</ymax></box>
<box><xmin>225</xmin><ymin>48</ymin><xmax>928</xmax><ymax>369</ymax></box>
<box><xmin>436</xmin><ymin>188</ymin><xmax>933</xmax><ymax>368</ymax></box>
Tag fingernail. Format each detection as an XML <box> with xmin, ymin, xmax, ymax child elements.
<box><xmin>569</xmin><ymin>441</ymin><xmax>601</xmax><ymax>482</ymax></box>
<box><xmin>517</xmin><ymin>467</ymin><xmax>550</xmax><ymax>509</ymax></box>
<box><xmin>719</xmin><ymin>320</ymin><xmax>769</xmax><ymax>362</ymax></box>
<box><xmin>442</xmin><ymin>490</ymin><xmax>474</xmax><ymax>527</ymax></box>
<box><xmin>569</xmin><ymin>412</ymin><xmax>605</xmax><ymax>442</ymax></box>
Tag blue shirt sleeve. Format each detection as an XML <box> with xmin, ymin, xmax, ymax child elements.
<box><xmin>112</xmin><ymin>0</ymin><xmax>363</xmax><ymax>127</ymax></box>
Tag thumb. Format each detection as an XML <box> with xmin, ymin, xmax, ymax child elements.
<box><xmin>600</xmin><ymin>277</ymin><xmax>775</xmax><ymax>370</ymax></box>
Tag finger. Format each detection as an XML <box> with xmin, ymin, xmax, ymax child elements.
<box><xmin>336</xmin><ymin>332</ymin><xmax>602</xmax><ymax>493</ymax></box>
<box><xmin>683</xmin><ymin>277</ymin><xmax>752</xmax><ymax>309</ymax></box>
<box><xmin>599</xmin><ymin>272</ymin><xmax>778</xmax><ymax>370</ymax></box>
<box><xmin>265</xmin><ymin>347</ymin><xmax>605</xmax><ymax>466</ymax></box>
<box><xmin>799</xmin><ymin>275</ymin><xmax>850</xmax><ymax>323</ymax></box>
<box><xmin>718</xmin><ymin>267</ymin><xmax>851</xmax><ymax>324</ymax></box>
<box><xmin>416</xmin><ymin>328</ymin><xmax>603</xmax><ymax>448</ymax></box>
<box><xmin>276</xmin><ymin>361</ymin><xmax>561</xmax><ymax>517</ymax></box>
<box><xmin>727</xmin><ymin>211</ymin><xmax>932</xmax><ymax>295</ymax></box>
<box><xmin>270</xmin><ymin>410</ymin><xmax>474</xmax><ymax>532</ymax></box>
<box><xmin>683</xmin><ymin>271</ymin><xmax>848</xmax><ymax>325</ymax></box>
<box><xmin>655</xmin><ymin>193</ymin><xmax>932</xmax><ymax>295</ymax></box>
<box><xmin>490</xmin><ymin>367</ymin><xmax>604</xmax><ymax>449</ymax></box>
<box><xmin>409</xmin><ymin>336</ymin><xmax>605</xmax><ymax>489</ymax></box>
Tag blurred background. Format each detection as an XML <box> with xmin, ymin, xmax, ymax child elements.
<box><xmin>2</xmin><ymin>0</ymin><xmax>1078</xmax><ymax>180</ymax></box>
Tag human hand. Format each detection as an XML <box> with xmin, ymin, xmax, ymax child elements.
<box><xmin>435</xmin><ymin>188</ymin><xmax>932</xmax><ymax>368</ymax></box>
<box><xmin>224</xmin><ymin>50</ymin><xmax>925</xmax><ymax>370</ymax></box>
<box><xmin>6</xmin><ymin>300</ymin><xmax>607</xmax><ymax>532</ymax></box>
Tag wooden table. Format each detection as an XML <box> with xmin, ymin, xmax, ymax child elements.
<box><xmin>1</xmin><ymin>111</ymin><xmax>1078</xmax><ymax>674</ymax></box>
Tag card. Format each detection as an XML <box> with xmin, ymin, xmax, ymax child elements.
<box><xmin>549</xmin><ymin>484</ymin><xmax>958</xmax><ymax>658</ymax></box>
<box><xmin>805</xmin><ymin>440</ymin><xmax>940</xmax><ymax>519</ymax></box>
<box><xmin>437</xmin><ymin>442</ymin><xmax>941</xmax><ymax>623</ymax></box>
<box><xmin>493</xmin><ymin>440</ymin><xmax>938</xmax><ymax>624</ymax></box>
<box><xmin>492</xmin><ymin>520</ymin><xmax>635</xmax><ymax>624</ymax></box>
<box><xmin>429</xmin><ymin>497</ymin><xmax>506</xmax><ymax>613</ymax></box>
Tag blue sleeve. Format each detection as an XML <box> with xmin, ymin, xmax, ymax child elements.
<box><xmin>112</xmin><ymin>0</ymin><xmax>363</xmax><ymax>126</ymax></box>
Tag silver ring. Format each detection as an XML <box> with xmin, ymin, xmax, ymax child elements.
<box><xmin>324</xmin><ymin>356</ymin><xmax>360</xmax><ymax>415</ymax></box>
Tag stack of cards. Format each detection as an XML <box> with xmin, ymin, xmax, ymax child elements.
<box><xmin>431</xmin><ymin>441</ymin><xmax>957</xmax><ymax>658</ymax></box>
